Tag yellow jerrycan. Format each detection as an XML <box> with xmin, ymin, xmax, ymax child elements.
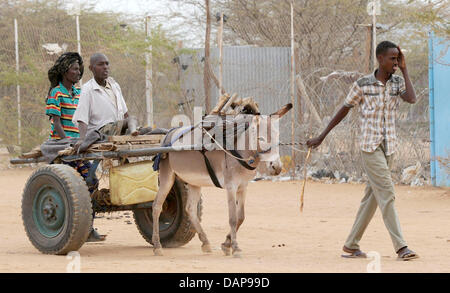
<box><xmin>109</xmin><ymin>161</ymin><xmax>158</xmax><ymax>206</ymax></box>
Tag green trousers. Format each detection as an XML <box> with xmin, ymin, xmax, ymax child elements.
<box><xmin>344</xmin><ymin>142</ymin><xmax>407</xmax><ymax>252</ymax></box>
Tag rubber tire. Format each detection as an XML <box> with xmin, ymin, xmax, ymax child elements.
<box><xmin>22</xmin><ymin>164</ymin><xmax>93</xmax><ymax>255</ymax></box>
<box><xmin>133</xmin><ymin>178</ymin><xmax>202</xmax><ymax>248</ymax></box>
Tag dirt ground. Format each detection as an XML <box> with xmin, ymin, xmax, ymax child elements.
<box><xmin>0</xmin><ymin>167</ymin><xmax>449</xmax><ymax>273</ymax></box>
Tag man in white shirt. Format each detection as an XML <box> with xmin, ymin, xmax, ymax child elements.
<box><xmin>72</xmin><ymin>53</ymin><xmax>137</xmax><ymax>242</ymax></box>
<box><xmin>73</xmin><ymin>53</ymin><xmax>134</xmax><ymax>138</ymax></box>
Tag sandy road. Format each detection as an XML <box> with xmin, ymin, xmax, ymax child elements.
<box><xmin>0</xmin><ymin>168</ymin><xmax>449</xmax><ymax>273</ymax></box>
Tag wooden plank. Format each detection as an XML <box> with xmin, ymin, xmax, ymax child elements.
<box><xmin>19</xmin><ymin>150</ymin><xmax>42</xmax><ymax>159</ymax></box>
<box><xmin>108</xmin><ymin>134</ymin><xmax>165</xmax><ymax>143</ymax></box>
<box><xmin>88</xmin><ymin>142</ymin><xmax>116</xmax><ymax>151</ymax></box>
<box><xmin>114</xmin><ymin>143</ymin><xmax>162</xmax><ymax>151</ymax></box>
<box><xmin>19</xmin><ymin>146</ymin><xmax>42</xmax><ymax>159</ymax></box>
<box><xmin>57</xmin><ymin>142</ymin><xmax>162</xmax><ymax>156</ymax></box>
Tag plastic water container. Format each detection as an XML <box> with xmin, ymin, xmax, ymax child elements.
<box><xmin>109</xmin><ymin>161</ymin><xmax>158</xmax><ymax>206</ymax></box>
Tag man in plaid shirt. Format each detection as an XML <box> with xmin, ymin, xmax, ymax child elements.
<box><xmin>307</xmin><ymin>41</ymin><xmax>419</xmax><ymax>261</ymax></box>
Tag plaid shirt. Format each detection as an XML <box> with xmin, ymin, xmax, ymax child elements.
<box><xmin>344</xmin><ymin>70</ymin><xmax>406</xmax><ymax>155</ymax></box>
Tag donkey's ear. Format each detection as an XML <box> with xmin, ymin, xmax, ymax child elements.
<box><xmin>270</xmin><ymin>103</ymin><xmax>292</xmax><ymax>118</ymax></box>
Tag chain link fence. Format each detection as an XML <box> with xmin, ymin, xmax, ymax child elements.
<box><xmin>182</xmin><ymin>0</ymin><xmax>436</xmax><ymax>184</ymax></box>
<box><xmin>1</xmin><ymin>0</ymin><xmax>445</xmax><ymax>185</ymax></box>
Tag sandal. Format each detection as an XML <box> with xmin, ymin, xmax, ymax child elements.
<box><xmin>341</xmin><ymin>246</ymin><xmax>367</xmax><ymax>258</ymax></box>
<box><xmin>86</xmin><ymin>229</ymin><xmax>107</xmax><ymax>242</ymax></box>
<box><xmin>397</xmin><ymin>246</ymin><xmax>419</xmax><ymax>261</ymax></box>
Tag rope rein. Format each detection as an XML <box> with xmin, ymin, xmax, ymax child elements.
<box><xmin>278</xmin><ymin>142</ymin><xmax>306</xmax><ymax>146</ymax></box>
<box><xmin>202</xmin><ymin>125</ymin><xmax>312</xmax><ymax>213</ymax></box>
<box><xmin>202</xmin><ymin>128</ymin><xmax>311</xmax><ymax>157</ymax></box>
<box><xmin>201</xmin><ymin>128</ymin><xmax>253</xmax><ymax>162</ymax></box>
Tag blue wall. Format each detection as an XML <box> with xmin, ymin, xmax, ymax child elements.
<box><xmin>428</xmin><ymin>35</ymin><xmax>450</xmax><ymax>187</ymax></box>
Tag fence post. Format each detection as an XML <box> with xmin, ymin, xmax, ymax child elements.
<box><xmin>203</xmin><ymin>0</ymin><xmax>211</xmax><ymax>113</ymax></box>
<box><xmin>76</xmin><ymin>14</ymin><xmax>81</xmax><ymax>85</ymax></box>
<box><xmin>290</xmin><ymin>1</ymin><xmax>296</xmax><ymax>176</ymax></box>
<box><xmin>365</xmin><ymin>26</ymin><xmax>372</xmax><ymax>73</ymax></box>
<box><xmin>428</xmin><ymin>33</ymin><xmax>436</xmax><ymax>186</ymax></box>
<box><xmin>14</xmin><ymin>18</ymin><xmax>21</xmax><ymax>147</ymax></box>
<box><xmin>217</xmin><ymin>12</ymin><xmax>224</xmax><ymax>96</ymax></box>
<box><xmin>72</xmin><ymin>0</ymin><xmax>82</xmax><ymax>86</ymax></box>
<box><xmin>294</xmin><ymin>43</ymin><xmax>301</xmax><ymax>123</ymax></box>
<box><xmin>145</xmin><ymin>16</ymin><xmax>153</xmax><ymax>128</ymax></box>
<box><xmin>371</xmin><ymin>3</ymin><xmax>376</xmax><ymax>71</ymax></box>
<box><xmin>367</xmin><ymin>0</ymin><xmax>380</xmax><ymax>71</ymax></box>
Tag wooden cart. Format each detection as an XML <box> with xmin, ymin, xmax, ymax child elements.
<box><xmin>10</xmin><ymin>134</ymin><xmax>202</xmax><ymax>255</ymax></box>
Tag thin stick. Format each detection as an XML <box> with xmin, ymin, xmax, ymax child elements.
<box><xmin>210</xmin><ymin>93</ymin><xmax>230</xmax><ymax>114</ymax></box>
<box><xmin>300</xmin><ymin>147</ymin><xmax>312</xmax><ymax>212</ymax></box>
<box><xmin>221</xmin><ymin>93</ymin><xmax>238</xmax><ymax>113</ymax></box>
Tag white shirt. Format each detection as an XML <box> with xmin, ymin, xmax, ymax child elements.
<box><xmin>72</xmin><ymin>77</ymin><xmax>128</xmax><ymax>132</ymax></box>
<box><xmin>102</xmin><ymin>80</ymin><xmax>117</xmax><ymax>108</ymax></box>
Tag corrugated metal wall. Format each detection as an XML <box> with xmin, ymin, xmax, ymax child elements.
<box><xmin>428</xmin><ymin>35</ymin><xmax>450</xmax><ymax>187</ymax></box>
<box><xmin>179</xmin><ymin>46</ymin><xmax>292</xmax><ymax>146</ymax></box>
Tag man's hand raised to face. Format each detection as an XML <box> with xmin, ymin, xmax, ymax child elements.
<box><xmin>397</xmin><ymin>46</ymin><xmax>406</xmax><ymax>71</ymax></box>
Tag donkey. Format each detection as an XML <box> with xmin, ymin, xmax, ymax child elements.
<box><xmin>151</xmin><ymin>103</ymin><xmax>292</xmax><ymax>257</ymax></box>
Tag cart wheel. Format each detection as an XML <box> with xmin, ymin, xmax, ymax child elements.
<box><xmin>22</xmin><ymin>164</ymin><xmax>93</xmax><ymax>255</ymax></box>
<box><xmin>133</xmin><ymin>178</ymin><xmax>202</xmax><ymax>248</ymax></box>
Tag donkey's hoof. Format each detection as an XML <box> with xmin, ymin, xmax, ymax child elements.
<box><xmin>153</xmin><ymin>248</ymin><xmax>163</xmax><ymax>256</ymax></box>
<box><xmin>202</xmin><ymin>244</ymin><xmax>212</xmax><ymax>253</ymax></box>
<box><xmin>233</xmin><ymin>253</ymin><xmax>242</xmax><ymax>258</ymax></box>
<box><xmin>232</xmin><ymin>248</ymin><xmax>242</xmax><ymax>258</ymax></box>
<box><xmin>221</xmin><ymin>243</ymin><xmax>231</xmax><ymax>256</ymax></box>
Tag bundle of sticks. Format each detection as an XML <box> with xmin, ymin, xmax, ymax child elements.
<box><xmin>209</xmin><ymin>93</ymin><xmax>260</xmax><ymax>115</ymax></box>
<box><xmin>189</xmin><ymin>93</ymin><xmax>258</xmax><ymax>151</ymax></box>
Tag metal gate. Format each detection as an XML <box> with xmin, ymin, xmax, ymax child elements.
<box><xmin>428</xmin><ymin>35</ymin><xmax>450</xmax><ymax>187</ymax></box>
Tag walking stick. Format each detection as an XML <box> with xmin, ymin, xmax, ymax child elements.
<box><xmin>300</xmin><ymin>147</ymin><xmax>312</xmax><ymax>212</ymax></box>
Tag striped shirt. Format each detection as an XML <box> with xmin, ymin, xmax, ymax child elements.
<box><xmin>45</xmin><ymin>82</ymin><xmax>80</xmax><ymax>139</ymax></box>
<box><xmin>344</xmin><ymin>70</ymin><xmax>406</xmax><ymax>155</ymax></box>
